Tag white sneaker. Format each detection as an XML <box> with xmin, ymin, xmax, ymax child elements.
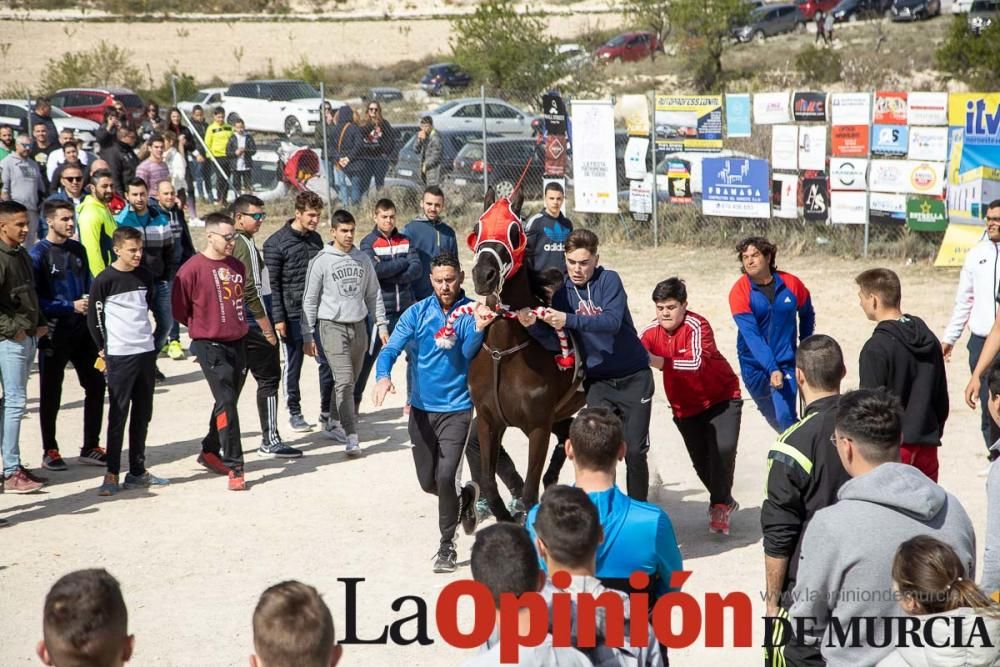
<box><xmin>325</xmin><ymin>419</ymin><xmax>348</xmax><ymax>445</ymax></box>
<box><xmin>346</xmin><ymin>433</ymin><xmax>362</xmax><ymax>457</ymax></box>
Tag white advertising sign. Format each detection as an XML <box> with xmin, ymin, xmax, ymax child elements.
<box><xmin>798</xmin><ymin>125</ymin><xmax>827</xmax><ymax>171</ymax></box>
<box><xmin>869</xmin><ymin>191</ymin><xmax>907</xmax><ymax>214</ymax></box>
<box><xmin>868</xmin><ymin>159</ymin><xmax>946</xmax><ymax>196</ymax></box>
<box><xmin>570</xmin><ymin>100</ymin><xmax>619</xmax><ymax>213</ymax></box>
<box><xmin>624</xmin><ymin>137</ymin><xmax>650</xmax><ymax>181</ymax></box>
<box><xmin>772</xmin><ymin>172</ymin><xmax>799</xmax><ymax>219</ymax></box>
<box><xmin>907</xmin><ymin>126</ymin><xmax>948</xmax><ymax>162</ymax></box>
<box><xmin>753</xmin><ymin>92</ymin><xmax>791</xmax><ymax>124</ymax></box>
<box><xmin>907</xmin><ymin>92</ymin><xmax>949</xmax><ymax>126</ymax></box>
<box><xmin>831</xmin><ymin>191</ymin><xmax>868</xmax><ymax>224</ymax></box>
<box><xmin>830</xmin><ymin>93</ymin><xmax>872</xmax><ymax>125</ymax></box>
<box><xmin>771</xmin><ymin>125</ymin><xmax>798</xmax><ymax>171</ymax></box>
<box><xmin>829</xmin><ymin>158</ymin><xmax>868</xmax><ymax>191</ymax></box>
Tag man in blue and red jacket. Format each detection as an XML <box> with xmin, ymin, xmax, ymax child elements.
<box><xmin>729</xmin><ymin>236</ymin><xmax>815</xmax><ymax>432</ymax></box>
<box><xmin>354</xmin><ymin>198</ymin><xmax>421</xmax><ymax>409</ymax></box>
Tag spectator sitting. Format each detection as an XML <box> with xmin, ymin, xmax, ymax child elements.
<box><xmin>525</xmin><ymin>407</ymin><xmax>683</xmax><ymax>600</ymax></box>
<box><xmin>462</xmin><ymin>522</ymin><xmax>590</xmax><ymax>667</ymax></box>
<box><xmin>225</xmin><ymin>119</ymin><xmax>256</xmax><ymax>195</ymax></box>
<box><xmin>251</xmin><ymin>580</ymin><xmax>342</xmax><ymax>667</ymax></box>
<box><xmin>36</xmin><ymin>568</ymin><xmax>133</xmax><ymax>666</ymax></box>
<box><xmin>877</xmin><ymin>535</ymin><xmax>1000</xmax><ymax>667</ymax></box>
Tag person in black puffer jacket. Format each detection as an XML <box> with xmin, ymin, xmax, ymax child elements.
<box><xmin>262</xmin><ymin>191</ymin><xmax>333</xmax><ymax>432</ymax></box>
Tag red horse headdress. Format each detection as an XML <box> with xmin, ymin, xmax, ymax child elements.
<box><xmin>467</xmin><ymin>196</ymin><xmax>526</xmax><ymax>281</ymax></box>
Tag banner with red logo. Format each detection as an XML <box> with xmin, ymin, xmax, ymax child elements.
<box><xmin>544</xmin><ymin>135</ymin><xmax>567</xmax><ymax>177</ymax></box>
<box><xmin>831</xmin><ymin>125</ymin><xmax>870</xmax><ymax>157</ymax></box>
<box><xmin>874</xmin><ymin>91</ymin><xmax>907</xmax><ymax>125</ymax></box>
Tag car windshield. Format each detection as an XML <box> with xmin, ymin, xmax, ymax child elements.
<box><xmin>271</xmin><ymin>82</ymin><xmax>320</xmax><ymax>101</ymax></box>
<box><xmin>605</xmin><ymin>35</ymin><xmax>628</xmax><ymax>46</ymax></box>
<box><xmin>460</xmin><ymin>143</ymin><xmax>484</xmax><ymax>161</ymax></box>
<box><xmin>48</xmin><ymin>107</ymin><xmax>70</xmax><ymax>118</ymax></box>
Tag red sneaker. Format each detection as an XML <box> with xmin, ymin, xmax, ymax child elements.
<box><xmin>197</xmin><ymin>452</ymin><xmax>229</xmax><ymax>475</ymax></box>
<box><xmin>709</xmin><ymin>501</ymin><xmax>739</xmax><ymax>536</ymax></box>
<box><xmin>4</xmin><ymin>468</ymin><xmax>43</xmax><ymax>493</ymax></box>
<box><xmin>228</xmin><ymin>469</ymin><xmax>246</xmax><ymax>491</ymax></box>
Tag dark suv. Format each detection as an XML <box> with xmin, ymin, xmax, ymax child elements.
<box><xmin>419</xmin><ymin>64</ymin><xmax>472</xmax><ymax>96</ymax></box>
<box><xmin>890</xmin><ymin>0</ymin><xmax>941</xmax><ymax>20</ymax></box>
<box><xmin>832</xmin><ymin>0</ymin><xmax>892</xmax><ymax>20</ymax></box>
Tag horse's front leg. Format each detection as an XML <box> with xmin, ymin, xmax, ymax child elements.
<box><xmin>476</xmin><ymin>416</ymin><xmax>512</xmax><ymax>522</ymax></box>
<box><xmin>522</xmin><ymin>424</ymin><xmax>553</xmax><ymax>513</ymax></box>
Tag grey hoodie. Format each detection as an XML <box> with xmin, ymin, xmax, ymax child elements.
<box><xmin>875</xmin><ymin>608</ymin><xmax>1000</xmax><ymax>667</ymax></box>
<box><xmin>787</xmin><ymin>462</ymin><xmax>976</xmax><ymax>667</ymax></box>
<box><xmin>300</xmin><ymin>244</ymin><xmax>387</xmax><ymax>343</ymax></box>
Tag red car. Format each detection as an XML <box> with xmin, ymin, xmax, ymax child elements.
<box><xmin>595</xmin><ymin>31</ymin><xmax>662</xmax><ymax>63</ymax></box>
<box><xmin>796</xmin><ymin>0</ymin><xmax>840</xmax><ymax>20</ymax></box>
<box><xmin>49</xmin><ymin>87</ymin><xmax>145</xmax><ymax>124</ymax></box>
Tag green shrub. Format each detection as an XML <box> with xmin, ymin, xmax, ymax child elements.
<box><xmin>794</xmin><ymin>46</ymin><xmax>842</xmax><ymax>84</ymax></box>
<box><xmin>935</xmin><ymin>15</ymin><xmax>1000</xmax><ymax>89</ymax></box>
<box><xmin>40</xmin><ymin>41</ymin><xmax>145</xmax><ymax>94</ymax></box>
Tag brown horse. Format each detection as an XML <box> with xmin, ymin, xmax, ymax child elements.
<box><xmin>466</xmin><ymin>189</ymin><xmax>585</xmax><ymax>522</ymax></box>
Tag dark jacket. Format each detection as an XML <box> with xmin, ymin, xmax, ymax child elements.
<box><xmin>0</xmin><ymin>239</ymin><xmax>47</xmax><ymax>339</ymax></box>
<box><xmin>401</xmin><ymin>216</ymin><xmax>458</xmax><ymax>301</ymax></box>
<box><xmin>225</xmin><ymin>132</ymin><xmax>257</xmax><ymax>171</ymax></box>
<box><xmin>524</xmin><ymin>210</ymin><xmax>573</xmax><ymax>277</ymax></box>
<box><xmin>28</xmin><ymin>238</ymin><xmax>90</xmax><ymax>336</ymax></box>
<box><xmin>859</xmin><ymin>315</ymin><xmax>949</xmax><ymax>446</ymax></box>
<box><xmin>149</xmin><ymin>197</ymin><xmax>196</xmax><ymax>272</ymax></box>
<box><xmin>30</xmin><ymin>112</ymin><xmax>58</xmax><ymax>146</ymax></box>
<box><xmin>360</xmin><ymin>119</ymin><xmax>397</xmax><ymax>161</ymax></box>
<box><xmin>189</xmin><ymin>119</ymin><xmax>208</xmax><ymax>157</ymax></box>
<box><xmin>262</xmin><ymin>219</ymin><xmax>323</xmax><ymax>324</ymax></box>
<box><xmin>102</xmin><ymin>139</ymin><xmax>140</xmax><ymax>194</ymax></box>
<box><xmin>330</xmin><ymin>106</ymin><xmax>365</xmax><ymax>177</ymax></box>
<box><xmin>360</xmin><ymin>226</ymin><xmax>422</xmax><ymax>315</ymax></box>
<box><xmin>49</xmin><ymin>161</ymin><xmax>89</xmax><ymax>195</ymax></box>
<box><xmin>761</xmin><ymin>394</ymin><xmax>851</xmax><ymax>599</ymax></box>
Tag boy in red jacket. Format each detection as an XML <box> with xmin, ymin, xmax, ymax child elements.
<box><xmin>641</xmin><ymin>277</ymin><xmax>743</xmax><ymax>535</ymax></box>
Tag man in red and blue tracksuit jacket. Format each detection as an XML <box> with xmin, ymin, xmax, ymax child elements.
<box><xmin>729</xmin><ymin>269</ymin><xmax>815</xmax><ymax>432</ymax></box>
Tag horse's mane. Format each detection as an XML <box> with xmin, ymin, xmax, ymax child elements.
<box><xmin>527</xmin><ymin>266</ymin><xmax>563</xmax><ymax>307</ymax></box>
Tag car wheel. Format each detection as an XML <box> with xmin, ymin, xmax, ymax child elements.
<box><xmin>493</xmin><ymin>179</ymin><xmax>516</xmax><ymax>199</ymax></box>
<box><xmin>226</xmin><ymin>112</ymin><xmax>240</xmax><ymax>125</ymax></box>
<box><xmin>754</xmin><ymin>29</ymin><xmax>766</xmax><ymax>41</ymax></box>
<box><xmin>284</xmin><ymin>116</ymin><xmax>302</xmax><ymax>138</ymax></box>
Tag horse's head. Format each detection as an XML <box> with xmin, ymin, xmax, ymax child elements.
<box><xmin>469</xmin><ymin>187</ymin><xmax>525</xmax><ymax>309</ymax></box>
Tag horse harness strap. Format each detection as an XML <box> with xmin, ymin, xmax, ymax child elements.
<box><xmin>481</xmin><ymin>339</ymin><xmax>531</xmax><ymax>427</ymax></box>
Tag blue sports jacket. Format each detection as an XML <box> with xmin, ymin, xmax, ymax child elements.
<box><xmin>375</xmin><ymin>292</ymin><xmax>484</xmax><ymax>413</ymax></box>
<box><xmin>728</xmin><ymin>271</ymin><xmax>815</xmax><ymax>375</ymax></box>
<box><xmin>526</xmin><ymin>485</ymin><xmax>684</xmax><ymax>599</ymax></box>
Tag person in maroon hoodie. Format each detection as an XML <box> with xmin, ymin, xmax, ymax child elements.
<box><xmin>171</xmin><ymin>212</ymin><xmax>250</xmax><ymax>491</ymax></box>
<box><xmin>640</xmin><ymin>277</ymin><xmax>743</xmax><ymax>535</ymax></box>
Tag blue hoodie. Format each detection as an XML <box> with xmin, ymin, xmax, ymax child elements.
<box><xmin>375</xmin><ymin>292</ymin><xmax>483</xmax><ymax>412</ymax></box>
<box><xmin>550</xmin><ymin>266</ymin><xmax>649</xmax><ymax>380</ymax></box>
<box><xmin>526</xmin><ymin>485</ymin><xmax>683</xmax><ymax>599</ymax></box>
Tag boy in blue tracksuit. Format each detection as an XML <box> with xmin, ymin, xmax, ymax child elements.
<box><xmin>728</xmin><ymin>237</ymin><xmax>815</xmax><ymax>432</ymax></box>
<box><xmin>527</xmin><ymin>229</ymin><xmax>655</xmax><ymax>501</ymax></box>
<box><xmin>373</xmin><ymin>253</ymin><xmax>489</xmax><ymax>575</ymax></box>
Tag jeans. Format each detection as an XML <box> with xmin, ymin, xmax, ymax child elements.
<box><xmin>152</xmin><ymin>280</ymin><xmax>173</xmax><ymax>352</ymax></box>
<box><xmin>0</xmin><ymin>335</ymin><xmax>37</xmax><ymax>476</ymax></box>
<box><xmin>334</xmin><ymin>168</ymin><xmax>361</xmax><ymax>207</ymax></box>
<box><xmin>281</xmin><ymin>317</ymin><xmax>333</xmax><ymax>417</ymax></box>
<box><xmin>317</xmin><ymin>320</ymin><xmax>367</xmax><ymax>436</ymax></box>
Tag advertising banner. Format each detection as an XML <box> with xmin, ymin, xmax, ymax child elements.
<box><xmin>654</xmin><ymin>95</ymin><xmax>723</xmax><ymax>152</ymax></box>
<box><xmin>831</xmin><ymin>125</ymin><xmax>870</xmax><ymax>157</ymax></box>
<box><xmin>869</xmin><ymin>159</ymin><xmax>946</xmax><ymax>195</ymax></box>
<box><xmin>623</xmin><ymin>137</ymin><xmax>649</xmax><ymax>180</ymax></box>
<box><xmin>935</xmin><ymin>223</ymin><xmax>987</xmax><ymax>267</ymax></box>
<box><xmin>753</xmin><ymin>92</ymin><xmax>791</xmax><ymax>124</ymax></box>
<box><xmin>798</xmin><ymin>125</ymin><xmax>827</xmax><ymax>171</ymax></box>
<box><xmin>542</xmin><ymin>93</ymin><xmax>568</xmax><ymax>135</ymax></box>
<box><xmin>702</xmin><ymin>157</ymin><xmax>770</xmax><ymax>218</ymax></box>
<box><xmin>874</xmin><ymin>91</ymin><xmax>908</xmax><ymax>125</ymax></box>
<box><xmin>830</xmin><ymin>157</ymin><xmax>868</xmax><ymax>191</ymax></box>
<box><xmin>831</xmin><ymin>191</ymin><xmax>868</xmax><ymax>224</ymax></box>
<box><xmin>871</xmin><ymin>124</ymin><xmax>909</xmax><ymax>157</ymax></box>
<box><xmin>619</xmin><ymin>94</ymin><xmax>651</xmax><ymax>137</ymax></box>
<box><xmin>667</xmin><ymin>159</ymin><xmax>693</xmax><ymax>204</ymax></box>
<box><xmin>803</xmin><ymin>177</ymin><xmax>829</xmax><ymax>222</ymax></box>
<box><xmin>771</xmin><ymin>172</ymin><xmax>799</xmax><ymax>219</ymax></box>
<box><xmin>725</xmin><ymin>93</ymin><xmax>752</xmax><ymax>138</ymax></box>
<box><xmin>831</xmin><ymin>93</ymin><xmax>871</xmax><ymax>125</ymax></box>
<box><xmin>793</xmin><ymin>92</ymin><xmax>828</xmax><ymax>122</ymax></box>
<box><xmin>570</xmin><ymin>100</ymin><xmax>619</xmax><ymax>213</ymax></box>
<box><xmin>948</xmin><ymin>93</ymin><xmax>1000</xmax><ymax>224</ymax></box>
<box><xmin>908</xmin><ymin>92</ymin><xmax>949</xmax><ymax>126</ymax></box>
<box><xmin>544</xmin><ymin>135</ymin><xmax>567</xmax><ymax>177</ymax></box>
<box><xmin>870</xmin><ymin>191</ymin><xmax>907</xmax><ymax>225</ymax></box>
<box><xmin>772</xmin><ymin>125</ymin><xmax>798</xmax><ymax>171</ymax></box>
<box><xmin>906</xmin><ymin>196</ymin><xmax>948</xmax><ymax>232</ymax></box>
<box><xmin>629</xmin><ymin>176</ymin><xmax>653</xmax><ymax>221</ymax></box>
<box><xmin>907</xmin><ymin>126</ymin><xmax>948</xmax><ymax>162</ymax></box>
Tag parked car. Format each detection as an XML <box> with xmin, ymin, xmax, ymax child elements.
<box><xmin>444</xmin><ymin>138</ymin><xmax>546</xmax><ymax>199</ymax></box>
<box><xmin>0</xmin><ymin>100</ymin><xmax>99</xmax><ymax>148</ymax></box>
<box><xmin>795</xmin><ymin>0</ymin><xmax>840</xmax><ymax>20</ymax></box>
<box><xmin>554</xmin><ymin>43</ymin><xmax>592</xmax><ymax>69</ymax></box>
<box><xmin>50</xmin><ymin>87</ymin><xmax>144</xmax><ymax>125</ymax></box>
<box><xmin>968</xmin><ymin>0</ymin><xmax>998</xmax><ymax>31</ymax></box>
<box><xmin>419</xmin><ymin>64</ymin><xmax>472</xmax><ymax>95</ymax></box>
<box><xmin>832</xmin><ymin>0</ymin><xmax>892</xmax><ymax>20</ymax></box>
<box><xmin>221</xmin><ymin>80</ymin><xmax>342</xmax><ymax>138</ymax></box>
<box><xmin>178</xmin><ymin>87</ymin><xmax>226</xmax><ymax>116</ymax></box>
<box><xmin>595</xmin><ymin>31</ymin><xmax>662</xmax><ymax>63</ymax></box>
<box><xmin>393</xmin><ymin>123</ymin><xmax>420</xmax><ymax>153</ymax></box>
<box><xmin>890</xmin><ymin>0</ymin><xmax>940</xmax><ymax>19</ymax></box>
<box><xmin>732</xmin><ymin>4</ymin><xmax>802</xmax><ymax>41</ymax></box>
<box><xmin>393</xmin><ymin>130</ymin><xmax>499</xmax><ymax>181</ymax></box>
<box><xmin>367</xmin><ymin>87</ymin><xmax>404</xmax><ymax>104</ymax></box>
<box><xmin>427</xmin><ymin>98</ymin><xmax>535</xmax><ymax>137</ymax></box>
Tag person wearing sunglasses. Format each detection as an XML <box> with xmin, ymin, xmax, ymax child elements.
<box><xmin>171</xmin><ymin>212</ymin><xmax>251</xmax><ymax>491</ymax></box>
<box><xmin>358</xmin><ymin>102</ymin><xmax>397</xmax><ymax>198</ymax></box>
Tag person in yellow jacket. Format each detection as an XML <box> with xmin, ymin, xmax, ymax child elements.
<box><xmin>203</xmin><ymin>106</ymin><xmax>234</xmax><ymax>206</ymax></box>
<box><xmin>77</xmin><ymin>169</ymin><xmax>118</xmax><ymax>277</ymax></box>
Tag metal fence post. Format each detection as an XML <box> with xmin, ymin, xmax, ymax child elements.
<box><xmin>649</xmin><ymin>91</ymin><xmax>659</xmax><ymax>248</ymax></box>
<box><xmin>170</xmin><ymin>74</ymin><xmax>178</xmax><ymax>109</ymax></box>
<box><xmin>320</xmin><ymin>82</ymin><xmax>334</xmax><ymax>221</ymax></box>
<box><xmin>176</xmin><ymin>106</ymin><xmax>234</xmax><ymax>200</ymax></box>
<box><xmin>481</xmin><ymin>84</ymin><xmax>488</xmax><ymax>195</ymax></box>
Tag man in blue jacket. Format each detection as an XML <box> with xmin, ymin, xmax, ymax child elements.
<box><xmin>354</xmin><ymin>198</ymin><xmax>421</xmax><ymax>411</ymax></box>
<box><xmin>527</xmin><ymin>229</ymin><xmax>655</xmax><ymax>501</ymax></box>
<box><xmin>374</xmin><ymin>253</ymin><xmax>491</xmax><ymax>574</ymax></box>
<box><xmin>402</xmin><ymin>186</ymin><xmax>457</xmax><ymax>301</ymax></box>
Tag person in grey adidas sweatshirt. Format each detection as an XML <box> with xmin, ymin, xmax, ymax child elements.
<box><xmin>302</xmin><ymin>210</ymin><xmax>387</xmax><ymax>453</ymax></box>
<box><xmin>783</xmin><ymin>389</ymin><xmax>976</xmax><ymax>667</ymax></box>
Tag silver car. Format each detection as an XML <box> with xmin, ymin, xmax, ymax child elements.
<box><xmin>0</xmin><ymin>100</ymin><xmax>99</xmax><ymax>149</ymax></box>
<box><xmin>427</xmin><ymin>98</ymin><xmax>535</xmax><ymax>137</ymax></box>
